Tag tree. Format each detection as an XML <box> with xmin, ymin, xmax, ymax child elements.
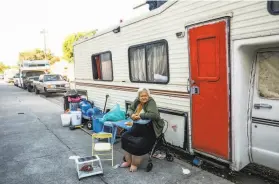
<box><xmin>18</xmin><ymin>49</ymin><xmax>60</xmax><ymax>65</ymax></box>
<box><xmin>62</xmin><ymin>30</ymin><xmax>97</xmax><ymax>63</ymax></box>
<box><xmin>0</xmin><ymin>62</ymin><xmax>10</xmax><ymax>74</ymax></box>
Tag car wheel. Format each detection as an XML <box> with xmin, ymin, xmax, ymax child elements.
<box><xmin>35</xmin><ymin>87</ymin><xmax>40</xmax><ymax>94</ymax></box>
<box><xmin>27</xmin><ymin>86</ymin><xmax>32</xmax><ymax>92</ymax></box>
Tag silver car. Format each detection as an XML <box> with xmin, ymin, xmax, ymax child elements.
<box><xmin>33</xmin><ymin>74</ymin><xmax>70</xmax><ymax>96</ymax></box>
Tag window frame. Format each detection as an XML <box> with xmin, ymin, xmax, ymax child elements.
<box><xmin>128</xmin><ymin>39</ymin><xmax>170</xmax><ymax>84</ymax></box>
<box><xmin>267</xmin><ymin>0</ymin><xmax>279</xmax><ymax>15</ymax></box>
<box><xmin>91</xmin><ymin>51</ymin><xmax>114</xmax><ymax>82</ymax></box>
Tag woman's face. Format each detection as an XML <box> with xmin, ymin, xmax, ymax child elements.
<box><xmin>139</xmin><ymin>91</ymin><xmax>149</xmax><ymax>104</ymax></box>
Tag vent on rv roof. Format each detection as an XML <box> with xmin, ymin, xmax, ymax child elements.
<box><xmin>146</xmin><ymin>0</ymin><xmax>167</xmax><ymax>11</ymax></box>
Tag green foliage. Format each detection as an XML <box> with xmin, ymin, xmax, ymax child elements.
<box><xmin>18</xmin><ymin>49</ymin><xmax>60</xmax><ymax>65</ymax></box>
<box><xmin>62</xmin><ymin>30</ymin><xmax>97</xmax><ymax>63</ymax></box>
<box><xmin>0</xmin><ymin>62</ymin><xmax>10</xmax><ymax>74</ymax></box>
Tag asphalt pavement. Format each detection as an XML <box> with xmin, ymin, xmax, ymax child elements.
<box><xmin>0</xmin><ymin>81</ymin><xmax>235</xmax><ymax>184</ymax></box>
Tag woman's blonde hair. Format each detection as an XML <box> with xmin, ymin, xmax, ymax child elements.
<box><xmin>137</xmin><ymin>88</ymin><xmax>151</xmax><ymax>98</ymax></box>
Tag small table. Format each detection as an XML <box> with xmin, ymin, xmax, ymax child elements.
<box><xmin>103</xmin><ymin>119</ymin><xmax>133</xmax><ymax>144</ymax></box>
<box><xmin>111</xmin><ymin>119</ymin><xmax>133</xmax><ymax>130</ymax></box>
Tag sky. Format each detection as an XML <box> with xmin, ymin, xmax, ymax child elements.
<box><xmin>0</xmin><ymin>0</ymin><xmax>149</xmax><ymax>66</ymax></box>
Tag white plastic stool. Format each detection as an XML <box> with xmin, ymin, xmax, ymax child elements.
<box><xmin>75</xmin><ymin>155</ymin><xmax>103</xmax><ymax>180</ymax></box>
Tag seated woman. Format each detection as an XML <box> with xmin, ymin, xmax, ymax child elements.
<box><xmin>121</xmin><ymin>88</ymin><xmax>164</xmax><ymax>172</ymax></box>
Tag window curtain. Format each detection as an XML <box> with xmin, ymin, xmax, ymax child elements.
<box><xmin>146</xmin><ymin>43</ymin><xmax>168</xmax><ymax>83</ymax></box>
<box><xmin>92</xmin><ymin>56</ymin><xmax>100</xmax><ymax>80</ymax></box>
<box><xmin>258</xmin><ymin>51</ymin><xmax>279</xmax><ymax>99</ymax></box>
<box><xmin>100</xmin><ymin>53</ymin><xmax>112</xmax><ymax>80</ymax></box>
<box><xmin>129</xmin><ymin>47</ymin><xmax>146</xmax><ymax>81</ymax></box>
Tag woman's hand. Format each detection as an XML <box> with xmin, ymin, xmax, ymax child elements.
<box><xmin>131</xmin><ymin>114</ymin><xmax>137</xmax><ymax>121</ymax></box>
<box><xmin>131</xmin><ymin>114</ymin><xmax>140</xmax><ymax>121</ymax></box>
<box><xmin>134</xmin><ymin>115</ymin><xmax>140</xmax><ymax>120</ymax></box>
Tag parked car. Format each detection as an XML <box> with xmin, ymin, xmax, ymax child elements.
<box><xmin>22</xmin><ymin>71</ymin><xmax>45</xmax><ymax>89</ymax></box>
<box><xmin>0</xmin><ymin>74</ymin><xmax>4</xmax><ymax>80</ymax></box>
<box><xmin>26</xmin><ymin>76</ymin><xmax>40</xmax><ymax>92</ymax></box>
<box><xmin>33</xmin><ymin>74</ymin><xmax>70</xmax><ymax>96</ymax></box>
<box><xmin>13</xmin><ymin>73</ymin><xmax>20</xmax><ymax>86</ymax></box>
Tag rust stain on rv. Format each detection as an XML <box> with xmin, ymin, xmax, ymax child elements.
<box><xmin>75</xmin><ymin>82</ymin><xmax>190</xmax><ymax>98</ymax></box>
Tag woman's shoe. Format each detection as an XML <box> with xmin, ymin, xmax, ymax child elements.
<box><xmin>120</xmin><ymin>162</ymin><xmax>130</xmax><ymax>168</ymax></box>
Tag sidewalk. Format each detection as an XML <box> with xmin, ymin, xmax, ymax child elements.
<box><xmin>0</xmin><ymin>82</ymin><xmax>232</xmax><ymax>184</ymax></box>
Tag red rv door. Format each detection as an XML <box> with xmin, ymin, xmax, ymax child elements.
<box><xmin>188</xmin><ymin>20</ymin><xmax>230</xmax><ymax>160</ymax></box>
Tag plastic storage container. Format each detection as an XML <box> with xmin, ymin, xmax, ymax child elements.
<box><xmin>61</xmin><ymin>113</ymin><xmax>71</xmax><ymax>126</ymax></box>
<box><xmin>71</xmin><ymin>111</ymin><xmax>82</xmax><ymax>126</ymax></box>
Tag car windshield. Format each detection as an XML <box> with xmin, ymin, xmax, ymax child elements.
<box><xmin>29</xmin><ymin>76</ymin><xmax>39</xmax><ymax>81</ymax></box>
<box><xmin>44</xmin><ymin>75</ymin><xmax>63</xmax><ymax>81</ymax></box>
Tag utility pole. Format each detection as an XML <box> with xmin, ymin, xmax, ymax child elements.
<box><xmin>40</xmin><ymin>29</ymin><xmax>47</xmax><ymax>61</ymax></box>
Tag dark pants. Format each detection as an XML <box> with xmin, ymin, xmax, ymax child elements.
<box><xmin>121</xmin><ymin>122</ymin><xmax>156</xmax><ymax>156</ymax></box>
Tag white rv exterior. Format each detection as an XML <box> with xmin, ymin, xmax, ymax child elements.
<box><xmin>18</xmin><ymin>60</ymin><xmax>50</xmax><ymax>88</ymax></box>
<box><xmin>73</xmin><ymin>0</ymin><xmax>279</xmax><ymax>172</ymax></box>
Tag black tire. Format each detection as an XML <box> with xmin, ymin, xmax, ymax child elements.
<box><xmin>44</xmin><ymin>88</ymin><xmax>50</xmax><ymax>97</ymax></box>
<box><xmin>35</xmin><ymin>87</ymin><xmax>40</xmax><ymax>94</ymax></box>
<box><xmin>86</xmin><ymin>121</ymin><xmax>92</xmax><ymax>130</ymax></box>
<box><xmin>146</xmin><ymin>162</ymin><xmax>153</xmax><ymax>172</ymax></box>
<box><xmin>166</xmin><ymin>154</ymin><xmax>174</xmax><ymax>162</ymax></box>
<box><xmin>27</xmin><ymin>86</ymin><xmax>32</xmax><ymax>92</ymax></box>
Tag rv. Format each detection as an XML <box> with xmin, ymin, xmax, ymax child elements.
<box><xmin>18</xmin><ymin>60</ymin><xmax>50</xmax><ymax>89</ymax></box>
<box><xmin>3</xmin><ymin>69</ymin><xmax>18</xmax><ymax>83</ymax></box>
<box><xmin>73</xmin><ymin>0</ymin><xmax>279</xmax><ymax>172</ymax></box>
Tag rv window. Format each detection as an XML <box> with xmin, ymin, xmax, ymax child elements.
<box><xmin>257</xmin><ymin>51</ymin><xmax>279</xmax><ymax>99</ymax></box>
<box><xmin>129</xmin><ymin>40</ymin><xmax>169</xmax><ymax>84</ymax></box>
<box><xmin>267</xmin><ymin>1</ymin><xmax>279</xmax><ymax>15</ymax></box>
<box><xmin>91</xmin><ymin>51</ymin><xmax>113</xmax><ymax>81</ymax></box>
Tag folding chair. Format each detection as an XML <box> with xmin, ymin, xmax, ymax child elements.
<box><xmin>92</xmin><ymin>132</ymin><xmax>114</xmax><ymax>166</ymax></box>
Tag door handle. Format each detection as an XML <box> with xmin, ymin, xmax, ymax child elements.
<box><xmin>191</xmin><ymin>86</ymin><xmax>200</xmax><ymax>95</ymax></box>
<box><xmin>254</xmin><ymin>103</ymin><xmax>272</xmax><ymax>109</ymax></box>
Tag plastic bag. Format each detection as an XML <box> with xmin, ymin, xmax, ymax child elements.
<box><xmin>79</xmin><ymin>101</ymin><xmax>92</xmax><ymax>114</ymax></box>
<box><xmin>99</xmin><ymin>104</ymin><xmax>126</xmax><ymax>122</ymax></box>
<box><xmin>86</xmin><ymin>107</ymin><xmax>102</xmax><ymax>117</ymax></box>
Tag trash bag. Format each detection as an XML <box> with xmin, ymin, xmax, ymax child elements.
<box><xmin>86</xmin><ymin>107</ymin><xmax>102</xmax><ymax>117</ymax></box>
<box><xmin>79</xmin><ymin>100</ymin><xmax>92</xmax><ymax>114</ymax></box>
<box><xmin>99</xmin><ymin>104</ymin><xmax>125</xmax><ymax>122</ymax></box>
